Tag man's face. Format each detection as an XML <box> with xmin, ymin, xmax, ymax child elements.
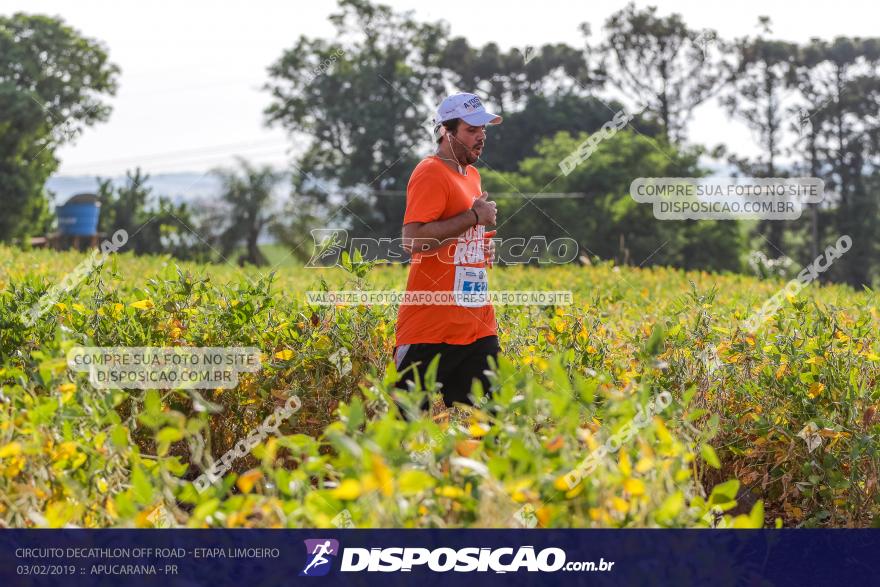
<box><xmin>449</xmin><ymin>123</ymin><xmax>487</xmax><ymax>164</ymax></box>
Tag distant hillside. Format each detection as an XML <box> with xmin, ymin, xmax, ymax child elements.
<box><xmin>46</xmin><ymin>172</ymin><xmax>225</xmax><ymax>206</ymax></box>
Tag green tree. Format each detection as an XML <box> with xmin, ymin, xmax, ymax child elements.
<box><xmin>479</xmin><ymin>91</ymin><xmax>663</xmax><ymax>172</ymax></box>
<box><xmin>790</xmin><ymin>37</ymin><xmax>880</xmax><ymax>286</ymax></box>
<box><xmin>439</xmin><ymin>39</ymin><xmax>600</xmax><ymax>117</ymax></box>
<box><xmin>211</xmin><ymin>159</ymin><xmax>283</xmax><ymax>267</ymax></box>
<box><xmin>97</xmin><ymin>168</ymin><xmax>208</xmax><ymax>261</ymax></box>
<box><xmin>0</xmin><ymin>13</ymin><xmax>118</xmax><ymax>241</ymax></box>
<box><xmin>721</xmin><ymin>17</ymin><xmax>799</xmax><ymax>255</ymax></box>
<box><xmin>482</xmin><ymin>131</ymin><xmax>743</xmax><ymax>273</ymax></box>
<box><xmin>596</xmin><ymin>2</ymin><xmax>727</xmax><ymax>143</ymax></box>
<box><xmin>265</xmin><ymin>0</ymin><xmax>449</xmax><ymax>241</ymax></box>
<box><xmin>790</xmin><ymin>39</ymin><xmax>836</xmax><ymax>260</ymax></box>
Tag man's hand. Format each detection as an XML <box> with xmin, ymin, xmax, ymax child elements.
<box><xmin>484</xmin><ymin>229</ymin><xmax>496</xmax><ymax>267</ymax></box>
<box><xmin>401</xmin><ymin>191</ymin><xmax>497</xmax><ymax>256</ymax></box>
<box><xmin>472</xmin><ymin>191</ymin><xmax>497</xmax><ymax>226</ymax></box>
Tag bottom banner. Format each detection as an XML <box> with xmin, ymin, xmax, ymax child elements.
<box><xmin>1</xmin><ymin>529</ymin><xmax>878</xmax><ymax>586</ymax></box>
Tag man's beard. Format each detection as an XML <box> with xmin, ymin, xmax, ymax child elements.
<box><xmin>453</xmin><ymin>141</ymin><xmax>483</xmax><ymax>165</ymax></box>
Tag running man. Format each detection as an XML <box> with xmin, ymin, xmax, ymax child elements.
<box><xmin>302</xmin><ymin>540</ymin><xmax>335</xmax><ymax>575</ymax></box>
<box><xmin>394</xmin><ymin>92</ymin><xmax>502</xmax><ymax>409</ymax></box>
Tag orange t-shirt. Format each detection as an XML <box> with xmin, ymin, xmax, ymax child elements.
<box><xmin>394</xmin><ymin>156</ymin><xmax>497</xmax><ymax>346</ymax></box>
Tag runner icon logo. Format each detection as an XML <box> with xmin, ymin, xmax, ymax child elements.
<box><xmin>300</xmin><ymin>539</ymin><xmax>340</xmax><ymax>576</ymax></box>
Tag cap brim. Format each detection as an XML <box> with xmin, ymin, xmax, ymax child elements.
<box><xmin>461</xmin><ymin>111</ymin><xmax>502</xmax><ymax>126</ymax></box>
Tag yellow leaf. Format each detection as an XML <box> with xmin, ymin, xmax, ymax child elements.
<box><xmin>468</xmin><ymin>423</ymin><xmax>489</xmax><ymax>438</ymax></box>
<box><xmin>130</xmin><ymin>299</ymin><xmax>155</xmax><ymax>310</ymax></box>
<box><xmin>331</xmin><ymin>478</ymin><xmax>363</xmax><ymax>500</ymax></box>
<box><xmin>654</xmin><ymin>417</ymin><xmax>672</xmax><ymax>444</ymax></box>
<box><xmin>635</xmin><ymin>456</ymin><xmax>654</xmax><ymax>474</ymax></box>
<box><xmin>44</xmin><ymin>500</ymin><xmax>77</xmax><ymax>528</ymax></box>
<box><xmin>618</xmin><ymin>452</ymin><xmax>632</xmax><ymax>477</ymax></box>
<box><xmin>371</xmin><ymin>453</ymin><xmax>394</xmax><ymax>497</ymax></box>
<box><xmin>536</xmin><ymin>506</ymin><xmax>551</xmax><ymax>527</ymax></box>
<box><xmin>106</xmin><ymin>497</ymin><xmax>117</xmax><ymax>519</ymax></box>
<box><xmin>564</xmin><ymin>483</ymin><xmax>584</xmax><ymax>499</ymax></box>
<box><xmin>808</xmin><ymin>382</ymin><xmax>825</xmax><ymax>399</ymax></box>
<box><xmin>54</xmin><ymin>441</ymin><xmax>77</xmax><ymax>461</ymax></box>
<box><xmin>775</xmin><ymin>362</ymin><xmax>787</xmax><ymax>380</ymax></box>
<box><xmin>623</xmin><ymin>477</ymin><xmax>645</xmax><ymax>496</ymax></box>
<box><xmin>436</xmin><ymin>485</ymin><xmax>465</xmax><ymax>499</ymax></box>
<box><xmin>554</xmin><ymin>474</ymin><xmax>575</xmax><ymax>491</ymax></box>
<box><xmin>611</xmin><ymin>497</ymin><xmax>629</xmax><ymax>513</ymax></box>
<box><xmin>236</xmin><ymin>470</ymin><xmax>262</xmax><ymax>494</ymax></box>
<box><xmin>0</xmin><ymin>442</ymin><xmax>22</xmax><ymax>458</ymax></box>
<box><xmin>360</xmin><ymin>473</ymin><xmax>378</xmax><ymax>492</ymax></box>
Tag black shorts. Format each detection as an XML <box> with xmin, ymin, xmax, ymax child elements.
<box><xmin>394</xmin><ymin>335</ymin><xmax>501</xmax><ymax>407</ymax></box>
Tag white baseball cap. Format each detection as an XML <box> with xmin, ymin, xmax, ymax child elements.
<box><xmin>434</xmin><ymin>92</ymin><xmax>503</xmax><ymax>127</ymax></box>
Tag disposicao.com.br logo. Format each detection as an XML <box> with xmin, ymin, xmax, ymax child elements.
<box><xmin>299</xmin><ymin>540</ymin><xmax>614</xmax><ymax>575</ymax></box>
<box><xmin>300</xmin><ymin>539</ymin><xmax>339</xmax><ymax>576</ymax></box>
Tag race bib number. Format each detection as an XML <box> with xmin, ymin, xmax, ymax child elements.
<box><xmin>453</xmin><ymin>266</ymin><xmax>489</xmax><ymax>307</ymax></box>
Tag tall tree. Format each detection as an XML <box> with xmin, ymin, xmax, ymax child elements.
<box><xmin>439</xmin><ymin>39</ymin><xmax>600</xmax><ymax>117</ymax></box>
<box><xmin>265</xmin><ymin>0</ymin><xmax>449</xmax><ymax>241</ymax></box>
<box><xmin>596</xmin><ymin>2</ymin><xmax>727</xmax><ymax>143</ymax></box>
<box><xmin>790</xmin><ymin>39</ymin><xmax>839</xmax><ymax>261</ymax></box>
<box><xmin>791</xmin><ymin>37</ymin><xmax>880</xmax><ymax>285</ymax></box>
<box><xmin>721</xmin><ymin>17</ymin><xmax>799</xmax><ymax>255</ymax></box>
<box><xmin>0</xmin><ymin>13</ymin><xmax>118</xmax><ymax>241</ymax></box>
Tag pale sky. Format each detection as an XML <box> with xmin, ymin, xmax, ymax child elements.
<box><xmin>3</xmin><ymin>0</ymin><xmax>878</xmax><ymax>177</ymax></box>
